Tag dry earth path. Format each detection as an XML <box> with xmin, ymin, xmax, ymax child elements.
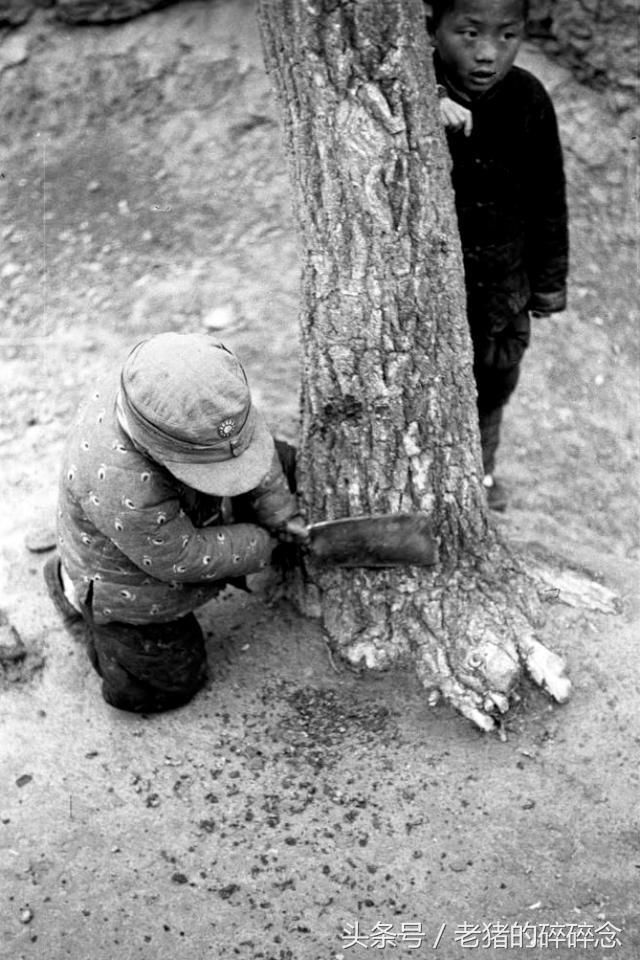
<box><xmin>0</xmin><ymin>3</ymin><xmax>638</xmax><ymax>958</ymax></box>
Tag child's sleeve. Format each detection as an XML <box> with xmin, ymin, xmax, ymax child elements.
<box><xmin>79</xmin><ymin>477</ymin><xmax>277</xmax><ymax>584</ymax></box>
<box><xmin>237</xmin><ymin>446</ymin><xmax>300</xmax><ymax>531</ymax></box>
<box><xmin>525</xmin><ymin>88</ymin><xmax>569</xmax><ymax>315</ymax></box>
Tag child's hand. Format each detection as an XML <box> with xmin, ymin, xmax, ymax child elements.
<box><xmin>439</xmin><ymin>97</ymin><xmax>473</xmax><ymax>137</ymax></box>
<box><xmin>276</xmin><ymin>515</ymin><xmax>310</xmax><ymax>545</ymax></box>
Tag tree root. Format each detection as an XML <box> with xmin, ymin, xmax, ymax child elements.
<box><xmin>526</xmin><ymin>563</ymin><xmax>622</xmax><ymax>614</ymax></box>
<box><xmin>275</xmin><ymin>538</ymin><xmax>622</xmax><ymax>735</ymax></box>
<box><xmin>302</xmin><ymin>542</ymin><xmax>579</xmax><ymax>735</ymax></box>
<box><xmin>517</xmin><ymin>634</ymin><xmax>571</xmax><ymax>703</ymax></box>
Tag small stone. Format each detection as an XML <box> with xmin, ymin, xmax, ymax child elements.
<box><xmin>0</xmin><ymin>636</ymin><xmax>26</xmax><ymax>662</ymax></box>
<box><xmin>87</xmin><ymin>180</ymin><xmax>101</xmax><ymax>192</ymax></box>
<box><xmin>20</xmin><ymin>908</ymin><xmax>33</xmax><ymax>925</ymax></box>
<box><xmin>449</xmin><ymin>858</ymin><xmax>468</xmax><ymax>872</ymax></box>
<box><xmin>0</xmin><ymin>34</ymin><xmax>29</xmax><ymax>69</ymax></box>
<box><xmin>594</xmin><ymin>374</ymin><xmax>605</xmax><ymax>386</ymax></box>
<box><xmin>0</xmin><ymin>616</ymin><xmax>26</xmax><ymax>663</ymax></box>
<box><xmin>218</xmin><ymin>882</ymin><xmax>240</xmax><ymax>899</ymax></box>
<box><xmin>1</xmin><ymin>263</ymin><xmax>20</xmax><ymax>279</ymax></box>
<box><xmin>24</xmin><ymin>526</ymin><xmax>56</xmax><ymax>553</ymax></box>
<box><xmin>16</xmin><ymin>774</ymin><xmax>33</xmax><ymax>788</ymax></box>
<box><xmin>171</xmin><ymin>872</ymin><xmax>188</xmax><ymax>884</ymax></box>
<box><xmin>117</xmin><ymin>200</ymin><xmax>130</xmax><ymax>216</ymax></box>
<box><xmin>202</xmin><ymin>304</ymin><xmax>235</xmax><ymax>331</ymax></box>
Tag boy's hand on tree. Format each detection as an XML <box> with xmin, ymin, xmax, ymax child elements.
<box><xmin>276</xmin><ymin>515</ymin><xmax>310</xmax><ymax>545</ymax></box>
<box><xmin>439</xmin><ymin>97</ymin><xmax>472</xmax><ymax>137</ymax></box>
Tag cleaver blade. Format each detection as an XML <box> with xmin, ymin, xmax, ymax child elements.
<box><xmin>307</xmin><ymin>513</ymin><xmax>438</xmax><ymax>568</ymax></box>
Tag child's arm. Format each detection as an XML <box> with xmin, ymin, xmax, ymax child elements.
<box><xmin>229</xmin><ymin>446</ymin><xmax>309</xmax><ymax>544</ymax></box>
<box><xmin>525</xmin><ymin>88</ymin><xmax>569</xmax><ymax>316</ymax></box>
<box><xmin>240</xmin><ymin>447</ymin><xmax>299</xmax><ymax>531</ymax></box>
<box><xmin>78</xmin><ymin>480</ymin><xmax>277</xmax><ymax>584</ymax></box>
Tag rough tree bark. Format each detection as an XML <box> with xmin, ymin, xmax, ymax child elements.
<box><xmin>258</xmin><ymin>0</ymin><xmax>571</xmax><ymax>733</ymax></box>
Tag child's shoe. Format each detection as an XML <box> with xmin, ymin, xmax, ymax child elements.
<box><xmin>483</xmin><ymin>474</ymin><xmax>508</xmax><ymax>512</ymax></box>
<box><xmin>43</xmin><ymin>553</ymin><xmax>84</xmax><ymax>627</ymax></box>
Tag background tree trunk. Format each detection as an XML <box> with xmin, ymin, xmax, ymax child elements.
<box><xmin>258</xmin><ymin>0</ymin><xmax>571</xmax><ymax>732</ymax></box>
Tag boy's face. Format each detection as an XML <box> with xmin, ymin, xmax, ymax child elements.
<box><xmin>433</xmin><ymin>0</ymin><xmax>526</xmax><ymax>98</ymax></box>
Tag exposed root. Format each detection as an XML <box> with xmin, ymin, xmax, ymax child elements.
<box><xmin>300</xmin><ymin>541</ymin><xmax>579</xmax><ymax>736</ymax></box>
<box><xmin>270</xmin><ymin>530</ymin><xmax>616</xmax><ymax>735</ymax></box>
<box><xmin>517</xmin><ymin>632</ymin><xmax>572</xmax><ymax>703</ymax></box>
<box><xmin>439</xmin><ymin>675</ymin><xmax>497</xmax><ymax>733</ymax></box>
<box><xmin>527</xmin><ymin>564</ymin><xmax>622</xmax><ymax>615</ymax></box>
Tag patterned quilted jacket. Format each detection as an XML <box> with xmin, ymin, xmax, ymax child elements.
<box><xmin>56</xmin><ymin>375</ymin><xmax>298</xmax><ymax>625</ymax></box>
<box><xmin>436</xmin><ymin>60</ymin><xmax>569</xmax><ymax>328</ymax></box>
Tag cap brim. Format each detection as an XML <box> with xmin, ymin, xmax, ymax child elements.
<box><xmin>161</xmin><ymin>409</ymin><xmax>276</xmax><ymax>496</ymax></box>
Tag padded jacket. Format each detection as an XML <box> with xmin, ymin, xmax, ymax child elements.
<box><xmin>56</xmin><ymin>375</ymin><xmax>298</xmax><ymax>624</ymax></box>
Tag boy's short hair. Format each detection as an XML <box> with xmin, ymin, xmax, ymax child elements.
<box><xmin>426</xmin><ymin>0</ymin><xmax>530</xmax><ymax>28</ymax></box>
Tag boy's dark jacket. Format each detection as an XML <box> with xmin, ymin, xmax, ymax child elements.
<box><xmin>436</xmin><ymin>59</ymin><xmax>569</xmax><ymax>327</ymax></box>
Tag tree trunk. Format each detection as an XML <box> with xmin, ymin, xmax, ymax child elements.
<box><xmin>258</xmin><ymin>0</ymin><xmax>570</xmax><ymax>732</ymax></box>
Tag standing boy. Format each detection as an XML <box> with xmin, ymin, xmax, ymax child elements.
<box><xmin>44</xmin><ymin>332</ymin><xmax>305</xmax><ymax>713</ymax></box>
<box><xmin>428</xmin><ymin>0</ymin><xmax>568</xmax><ymax>509</ymax></box>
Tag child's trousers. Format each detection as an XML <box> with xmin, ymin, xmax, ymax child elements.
<box><xmin>470</xmin><ymin>309</ymin><xmax>531</xmax><ymax>475</ymax></box>
<box><xmin>45</xmin><ymin>551</ymin><xmax>208</xmax><ymax>713</ymax></box>
<box><xmin>86</xmin><ymin>614</ymin><xmax>208</xmax><ymax>713</ymax></box>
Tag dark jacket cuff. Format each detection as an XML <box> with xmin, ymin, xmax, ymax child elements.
<box><xmin>528</xmin><ymin>289</ymin><xmax>566</xmax><ymax>314</ymax></box>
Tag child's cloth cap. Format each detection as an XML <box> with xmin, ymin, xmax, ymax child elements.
<box><xmin>118</xmin><ymin>332</ymin><xmax>275</xmax><ymax>496</ymax></box>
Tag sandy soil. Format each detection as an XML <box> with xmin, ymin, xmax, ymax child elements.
<box><xmin>1</xmin><ymin>2</ymin><xmax>638</xmax><ymax>958</ymax></box>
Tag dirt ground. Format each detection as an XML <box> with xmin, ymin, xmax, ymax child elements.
<box><xmin>1</xmin><ymin>2</ymin><xmax>638</xmax><ymax>958</ymax></box>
